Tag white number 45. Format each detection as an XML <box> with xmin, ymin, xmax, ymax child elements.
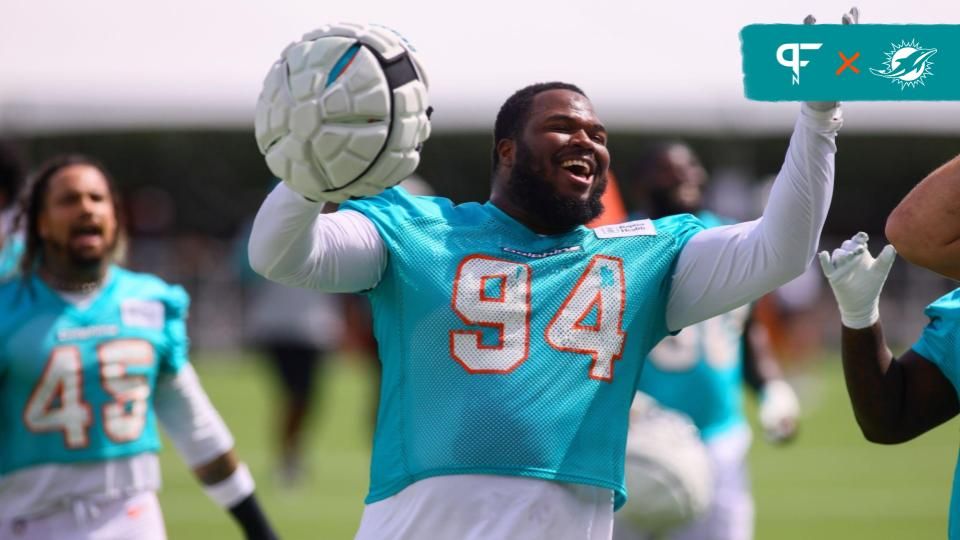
<box><xmin>24</xmin><ymin>340</ymin><xmax>154</xmax><ymax>448</ymax></box>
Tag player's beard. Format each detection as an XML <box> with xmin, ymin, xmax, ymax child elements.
<box><xmin>506</xmin><ymin>140</ymin><xmax>607</xmax><ymax>231</ymax></box>
<box><xmin>45</xmin><ymin>234</ymin><xmax>116</xmax><ymax>272</ymax></box>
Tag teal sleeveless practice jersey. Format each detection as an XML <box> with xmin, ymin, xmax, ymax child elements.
<box><xmin>912</xmin><ymin>287</ymin><xmax>960</xmax><ymax>539</ymax></box>
<box><xmin>0</xmin><ymin>233</ymin><xmax>23</xmax><ymax>279</ymax></box>
<box><xmin>637</xmin><ymin>211</ymin><xmax>751</xmax><ymax>441</ymax></box>
<box><xmin>0</xmin><ymin>267</ymin><xmax>190</xmax><ymax>475</ymax></box>
<box><xmin>341</xmin><ymin>187</ymin><xmax>704</xmax><ymax>509</ymax></box>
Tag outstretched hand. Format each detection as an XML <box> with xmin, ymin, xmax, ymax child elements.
<box><xmin>819</xmin><ymin>232</ymin><xmax>897</xmax><ymax>329</ymax></box>
<box><xmin>804</xmin><ymin>7</ymin><xmax>859</xmax><ymax>112</ymax></box>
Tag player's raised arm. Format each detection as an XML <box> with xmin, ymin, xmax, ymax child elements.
<box><xmin>664</xmin><ymin>9</ymin><xmax>856</xmax><ymax>331</ymax></box>
<box><xmin>886</xmin><ymin>152</ymin><xmax>960</xmax><ymax>280</ymax></box>
<box><xmin>664</xmin><ymin>9</ymin><xmax>855</xmax><ymax>330</ymax></box>
<box><xmin>820</xmin><ymin>233</ymin><xmax>960</xmax><ymax>443</ymax></box>
<box><xmin>247</xmin><ymin>183</ymin><xmax>387</xmax><ymax>292</ymax></box>
<box><xmin>665</xmin><ymin>102</ymin><xmax>840</xmax><ymax>330</ymax></box>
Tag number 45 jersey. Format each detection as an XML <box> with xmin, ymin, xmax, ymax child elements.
<box><xmin>0</xmin><ymin>268</ymin><xmax>189</xmax><ymax>475</ymax></box>
<box><xmin>341</xmin><ymin>187</ymin><xmax>704</xmax><ymax>509</ymax></box>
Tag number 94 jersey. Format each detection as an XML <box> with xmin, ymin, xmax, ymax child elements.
<box><xmin>341</xmin><ymin>187</ymin><xmax>703</xmax><ymax>510</ymax></box>
<box><xmin>0</xmin><ymin>268</ymin><xmax>189</xmax><ymax>475</ymax></box>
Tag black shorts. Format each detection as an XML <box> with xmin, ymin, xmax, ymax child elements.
<box><xmin>264</xmin><ymin>343</ymin><xmax>324</xmax><ymax>401</ymax></box>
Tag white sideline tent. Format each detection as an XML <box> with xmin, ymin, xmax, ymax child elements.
<box><xmin>2</xmin><ymin>0</ymin><xmax>960</xmax><ymax>135</ymax></box>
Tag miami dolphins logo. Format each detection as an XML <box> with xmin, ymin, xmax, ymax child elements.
<box><xmin>870</xmin><ymin>39</ymin><xmax>937</xmax><ymax>89</ymax></box>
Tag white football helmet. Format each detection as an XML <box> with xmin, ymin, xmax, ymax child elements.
<box><xmin>255</xmin><ymin>23</ymin><xmax>431</xmax><ymax>202</ymax></box>
<box><xmin>619</xmin><ymin>393</ymin><xmax>714</xmax><ymax>534</ymax></box>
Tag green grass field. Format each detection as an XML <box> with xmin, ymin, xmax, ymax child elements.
<box><xmin>157</xmin><ymin>352</ymin><xmax>958</xmax><ymax>539</ymax></box>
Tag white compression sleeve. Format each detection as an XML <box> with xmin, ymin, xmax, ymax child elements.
<box><xmin>248</xmin><ymin>182</ymin><xmax>387</xmax><ymax>293</ymax></box>
<box><xmin>666</xmin><ymin>104</ymin><xmax>842</xmax><ymax>331</ymax></box>
<box><xmin>154</xmin><ymin>364</ymin><xmax>235</xmax><ymax>468</ymax></box>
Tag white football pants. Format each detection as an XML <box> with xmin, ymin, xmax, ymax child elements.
<box><xmin>0</xmin><ymin>491</ymin><xmax>167</xmax><ymax>540</ymax></box>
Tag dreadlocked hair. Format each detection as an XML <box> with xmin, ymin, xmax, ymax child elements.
<box><xmin>18</xmin><ymin>154</ymin><xmax>127</xmax><ymax>277</ymax></box>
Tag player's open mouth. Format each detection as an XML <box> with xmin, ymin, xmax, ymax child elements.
<box><xmin>70</xmin><ymin>225</ymin><xmax>104</xmax><ymax>247</ymax></box>
<box><xmin>560</xmin><ymin>159</ymin><xmax>594</xmax><ymax>186</ymax></box>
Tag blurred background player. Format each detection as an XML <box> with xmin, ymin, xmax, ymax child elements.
<box><xmin>0</xmin><ymin>154</ymin><xmax>276</xmax><ymax>539</ymax></box>
<box><xmin>235</xmin><ymin>206</ymin><xmax>345</xmax><ymax>488</ymax></box>
<box><xmin>0</xmin><ymin>140</ymin><xmax>26</xmax><ymax>279</ymax></box>
<box><xmin>616</xmin><ymin>141</ymin><xmax>800</xmax><ymax>540</ymax></box>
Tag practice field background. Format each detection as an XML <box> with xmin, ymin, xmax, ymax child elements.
<box><xmin>157</xmin><ymin>352</ymin><xmax>958</xmax><ymax>540</ymax></box>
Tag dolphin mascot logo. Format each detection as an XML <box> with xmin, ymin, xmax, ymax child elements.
<box><xmin>871</xmin><ymin>41</ymin><xmax>937</xmax><ymax>88</ymax></box>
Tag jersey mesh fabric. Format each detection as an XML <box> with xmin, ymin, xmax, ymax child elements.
<box><xmin>911</xmin><ymin>287</ymin><xmax>960</xmax><ymax>538</ymax></box>
<box><xmin>0</xmin><ymin>267</ymin><xmax>189</xmax><ymax>474</ymax></box>
<box><xmin>637</xmin><ymin>211</ymin><xmax>751</xmax><ymax>441</ymax></box>
<box><xmin>342</xmin><ymin>187</ymin><xmax>704</xmax><ymax>509</ymax></box>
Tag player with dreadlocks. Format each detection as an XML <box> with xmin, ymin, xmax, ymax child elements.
<box><xmin>0</xmin><ymin>154</ymin><xmax>277</xmax><ymax>539</ymax></box>
<box><xmin>0</xmin><ymin>140</ymin><xmax>26</xmax><ymax>278</ymax></box>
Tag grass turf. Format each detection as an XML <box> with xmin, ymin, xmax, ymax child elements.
<box><xmin>156</xmin><ymin>351</ymin><xmax>957</xmax><ymax>539</ymax></box>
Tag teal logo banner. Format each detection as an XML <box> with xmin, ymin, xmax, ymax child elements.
<box><xmin>742</xmin><ymin>24</ymin><xmax>960</xmax><ymax>100</ymax></box>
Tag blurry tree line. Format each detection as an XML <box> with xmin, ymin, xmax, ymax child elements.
<box><xmin>13</xmin><ymin>129</ymin><xmax>960</xmax><ymax>240</ymax></box>
<box><xmin>8</xmin><ymin>129</ymin><xmax>957</xmax><ymax>350</ymax></box>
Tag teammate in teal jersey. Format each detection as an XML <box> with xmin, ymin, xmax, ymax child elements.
<box><xmin>0</xmin><ymin>225</ymin><xmax>24</xmax><ymax>278</ymax></box>
<box><xmin>821</xmin><ymin>236</ymin><xmax>959</xmax><ymax>537</ymax></box>
<box><xmin>250</xmin><ymin>78</ymin><xmax>842</xmax><ymax>539</ymax></box>
<box><xmin>0</xmin><ymin>155</ymin><xmax>277</xmax><ymax>539</ymax></box>
<box><xmin>822</xmin><ymin>152</ymin><xmax>960</xmax><ymax>539</ymax></box>
<box><xmin>0</xmin><ymin>140</ymin><xmax>25</xmax><ymax>279</ymax></box>
<box><xmin>616</xmin><ymin>142</ymin><xmax>800</xmax><ymax>540</ymax></box>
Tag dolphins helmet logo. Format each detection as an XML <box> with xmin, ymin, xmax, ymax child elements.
<box><xmin>870</xmin><ymin>39</ymin><xmax>937</xmax><ymax>89</ymax></box>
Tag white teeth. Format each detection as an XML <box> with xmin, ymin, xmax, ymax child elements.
<box><xmin>560</xmin><ymin>159</ymin><xmax>592</xmax><ymax>175</ymax></box>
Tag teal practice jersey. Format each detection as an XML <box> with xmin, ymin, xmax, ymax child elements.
<box><xmin>912</xmin><ymin>288</ymin><xmax>960</xmax><ymax>539</ymax></box>
<box><xmin>0</xmin><ymin>267</ymin><xmax>190</xmax><ymax>475</ymax></box>
<box><xmin>0</xmin><ymin>233</ymin><xmax>23</xmax><ymax>279</ymax></box>
<box><xmin>341</xmin><ymin>187</ymin><xmax>704</xmax><ymax>509</ymax></box>
<box><xmin>637</xmin><ymin>211</ymin><xmax>751</xmax><ymax>441</ymax></box>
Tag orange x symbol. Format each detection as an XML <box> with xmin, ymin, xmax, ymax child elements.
<box><xmin>836</xmin><ymin>51</ymin><xmax>860</xmax><ymax>75</ymax></box>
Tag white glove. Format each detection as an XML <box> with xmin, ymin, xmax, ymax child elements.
<box><xmin>803</xmin><ymin>7</ymin><xmax>859</xmax><ymax>111</ymax></box>
<box><xmin>818</xmin><ymin>232</ymin><xmax>897</xmax><ymax>329</ymax></box>
<box><xmin>759</xmin><ymin>379</ymin><xmax>800</xmax><ymax>444</ymax></box>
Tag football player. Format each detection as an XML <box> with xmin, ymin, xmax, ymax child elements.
<box><xmin>886</xmin><ymin>152</ymin><xmax>960</xmax><ymax>280</ymax></box>
<box><xmin>818</xmin><ymin>233</ymin><xmax>960</xmax><ymax>537</ymax></box>
<box><xmin>615</xmin><ymin>142</ymin><xmax>800</xmax><ymax>540</ymax></box>
<box><xmin>0</xmin><ymin>140</ymin><xmax>25</xmax><ymax>279</ymax></box>
<box><xmin>250</xmin><ymin>71</ymin><xmax>841</xmax><ymax>537</ymax></box>
<box><xmin>0</xmin><ymin>155</ymin><xmax>277</xmax><ymax>539</ymax></box>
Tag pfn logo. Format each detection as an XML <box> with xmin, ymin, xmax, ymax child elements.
<box><xmin>776</xmin><ymin>43</ymin><xmax>823</xmax><ymax>84</ymax></box>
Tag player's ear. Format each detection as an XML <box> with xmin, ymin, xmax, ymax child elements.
<box><xmin>497</xmin><ymin>139</ymin><xmax>515</xmax><ymax>169</ymax></box>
